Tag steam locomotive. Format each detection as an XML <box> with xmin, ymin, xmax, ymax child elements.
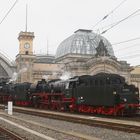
<box><xmin>0</xmin><ymin>73</ymin><xmax>140</xmax><ymax>116</ymax></box>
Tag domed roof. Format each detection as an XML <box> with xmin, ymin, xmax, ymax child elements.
<box><xmin>56</xmin><ymin>29</ymin><xmax>115</xmax><ymax>58</ymax></box>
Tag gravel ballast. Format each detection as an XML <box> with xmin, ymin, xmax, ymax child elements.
<box><xmin>1</xmin><ymin>111</ymin><xmax>140</xmax><ymax>140</ymax></box>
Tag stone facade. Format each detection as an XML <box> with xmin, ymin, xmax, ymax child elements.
<box><xmin>55</xmin><ymin>30</ymin><xmax>132</xmax><ymax>84</ymax></box>
<box><xmin>55</xmin><ymin>29</ymin><xmax>140</xmax><ymax>91</ymax></box>
<box><xmin>32</xmin><ymin>62</ymin><xmax>61</xmax><ymax>82</ymax></box>
<box><xmin>16</xmin><ymin>31</ymin><xmax>36</xmax><ymax>83</ymax></box>
<box><xmin>56</xmin><ymin>54</ymin><xmax>132</xmax><ymax>83</ymax></box>
<box><xmin>16</xmin><ymin>31</ymin><xmax>61</xmax><ymax>83</ymax></box>
<box><xmin>0</xmin><ymin>29</ymin><xmax>140</xmax><ymax>90</ymax></box>
<box><xmin>130</xmin><ymin>66</ymin><xmax>140</xmax><ymax>91</ymax></box>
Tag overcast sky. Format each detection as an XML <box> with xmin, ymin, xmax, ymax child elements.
<box><xmin>0</xmin><ymin>0</ymin><xmax>140</xmax><ymax>66</ymax></box>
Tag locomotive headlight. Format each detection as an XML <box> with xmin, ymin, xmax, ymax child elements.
<box><xmin>80</xmin><ymin>96</ymin><xmax>83</xmax><ymax>99</ymax></box>
<box><xmin>113</xmin><ymin>91</ymin><xmax>116</xmax><ymax>95</ymax></box>
<box><xmin>123</xmin><ymin>98</ymin><xmax>127</xmax><ymax>102</ymax></box>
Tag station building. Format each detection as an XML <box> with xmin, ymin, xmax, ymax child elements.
<box><xmin>0</xmin><ymin>29</ymin><xmax>140</xmax><ymax>90</ymax></box>
<box><xmin>15</xmin><ymin>31</ymin><xmax>60</xmax><ymax>83</ymax></box>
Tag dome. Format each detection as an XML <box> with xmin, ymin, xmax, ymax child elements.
<box><xmin>56</xmin><ymin>29</ymin><xmax>115</xmax><ymax>58</ymax></box>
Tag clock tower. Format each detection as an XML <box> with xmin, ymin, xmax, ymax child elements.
<box><xmin>18</xmin><ymin>31</ymin><xmax>34</xmax><ymax>55</ymax></box>
<box><xmin>16</xmin><ymin>31</ymin><xmax>36</xmax><ymax>83</ymax></box>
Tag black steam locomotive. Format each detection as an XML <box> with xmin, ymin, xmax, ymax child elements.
<box><xmin>0</xmin><ymin>73</ymin><xmax>139</xmax><ymax>116</ymax></box>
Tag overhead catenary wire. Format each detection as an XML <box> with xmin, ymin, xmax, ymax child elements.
<box><xmin>116</xmin><ymin>48</ymin><xmax>140</xmax><ymax>54</ymax></box>
<box><xmin>113</xmin><ymin>41</ymin><xmax>140</xmax><ymax>59</ymax></box>
<box><xmin>89</xmin><ymin>1</ymin><xmax>140</xmax><ymax>64</ymax></box>
<box><xmin>115</xmin><ymin>46</ymin><xmax>140</xmax><ymax>59</ymax></box>
<box><xmin>0</xmin><ymin>0</ymin><xmax>19</xmax><ymax>62</ymax></box>
<box><xmin>101</xmin><ymin>9</ymin><xmax>140</xmax><ymax>34</ymax></box>
<box><xmin>92</xmin><ymin>0</ymin><xmax>128</xmax><ymax>29</ymax></box>
<box><xmin>113</xmin><ymin>40</ymin><xmax>140</xmax><ymax>60</ymax></box>
<box><xmin>0</xmin><ymin>0</ymin><xmax>19</xmax><ymax>25</ymax></box>
<box><xmin>114</xmin><ymin>43</ymin><xmax>140</xmax><ymax>52</ymax></box>
<box><xmin>112</xmin><ymin>37</ymin><xmax>140</xmax><ymax>45</ymax></box>
<box><xmin>94</xmin><ymin>12</ymin><xmax>140</xmax><ymax>33</ymax></box>
<box><xmin>91</xmin><ymin>2</ymin><xmax>140</xmax><ymax>48</ymax></box>
<box><xmin>117</xmin><ymin>53</ymin><xmax>140</xmax><ymax>59</ymax></box>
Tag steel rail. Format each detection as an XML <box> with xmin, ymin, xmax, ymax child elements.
<box><xmin>1</xmin><ymin>105</ymin><xmax>140</xmax><ymax>134</ymax></box>
<box><xmin>12</xmin><ymin>107</ymin><xmax>140</xmax><ymax>134</ymax></box>
<box><xmin>0</xmin><ymin>126</ymin><xmax>25</xmax><ymax>140</ymax></box>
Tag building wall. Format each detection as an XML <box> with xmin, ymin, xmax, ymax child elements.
<box><xmin>18</xmin><ymin>32</ymin><xmax>34</xmax><ymax>55</ymax></box>
<box><xmin>130</xmin><ymin>67</ymin><xmax>140</xmax><ymax>92</ymax></box>
<box><xmin>33</xmin><ymin>63</ymin><xmax>61</xmax><ymax>82</ymax></box>
<box><xmin>12</xmin><ymin>30</ymin><xmax>140</xmax><ymax>90</ymax></box>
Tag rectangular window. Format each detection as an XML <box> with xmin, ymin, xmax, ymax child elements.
<box><xmin>25</xmin><ymin>51</ymin><xmax>29</xmax><ymax>55</ymax></box>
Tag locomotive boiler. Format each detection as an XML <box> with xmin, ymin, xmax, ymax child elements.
<box><xmin>0</xmin><ymin>73</ymin><xmax>139</xmax><ymax>116</ymax></box>
<box><xmin>30</xmin><ymin>73</ymin><xmax>140</xmax><ymax>116</ymax></box>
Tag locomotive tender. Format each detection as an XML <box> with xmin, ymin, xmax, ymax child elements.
<box><xmin>0</xmin><ymin>73</ymin><xmax>139</xmax><ymax>116</ymax></box>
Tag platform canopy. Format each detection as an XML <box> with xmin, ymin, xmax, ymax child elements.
<box><xmin>0</xmin><ymin>52</ymin><xmax>16</xmax><ymax>78</ymax></box>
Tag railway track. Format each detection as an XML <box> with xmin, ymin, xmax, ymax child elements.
<box><xmin>0</xmin><ymin>114</ymin><xmax>100</xmax><ymax>140</ymax></box>
<box><xmin>9</xmin><ymin>106</ymin><xmax>140</xmax><ymax>134</ymax></box>
<box><xmin>1</xmin><ymin>105</ymin><xmax>140</xmax><ymax>135</ymax></box>
<box><xmin>0</xmin><ymin>126</ymin><xmax>24</xmax><ymax>140</ymax></box>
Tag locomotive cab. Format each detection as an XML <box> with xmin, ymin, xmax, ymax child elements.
<box><xmin>64</xmin><ymin>78</ymin><xmax>78</xmax><ymax>98</ymax></box>
<box><xmin>30</xmin><ymin>79</ymin><xmax>50</xmax><ymax>93</ymax></box>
